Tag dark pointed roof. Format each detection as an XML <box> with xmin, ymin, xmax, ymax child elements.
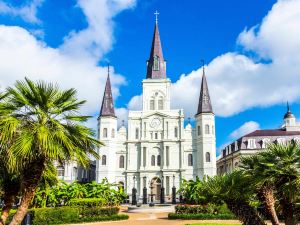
<box><xmin>99</xmin><ymin>70</ymin><xmax>116</xmax><ymax>118</ymax></box>
<box><xmin>146</xmin><ymin>22</ymin><xmax>166</xmax><ymax>79</ymax></box>
<box><xmin>284</xmin><ymin>102</ymin><xmax>295</xmax><ymax>119</ymax></box>
<box><xmin>196</xmin><ymin>67</ymin><xmax>213</xmax><ymax>115</ymax></box>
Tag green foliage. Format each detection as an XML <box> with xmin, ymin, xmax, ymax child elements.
<box><xmin>27</xmin><ymin>207</ymin><xmax>127</xmax><ymax>225</ymax></box>
<box><xmin>168</xmin><ymin>212</ymin><xmax>236</xmax><ymax>220</ymax></box>
<box><xmin>31</xmin><ymin>179</ymin><xmax>126</xmax><ymax>208</ymax></box>
<box><xmin>175</xmin><ymin>204</ymin><xmax>232</xmax><ymax>215</ymax></box>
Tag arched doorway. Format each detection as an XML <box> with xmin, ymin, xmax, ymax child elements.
<box><xmin>150</xmin><ymin>177</ymin><xmax>161</xmax><ymax>201</ymax></box>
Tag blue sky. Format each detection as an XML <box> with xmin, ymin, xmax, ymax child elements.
<box><xmin>0</xmin><ymin>0</ymin><xmax>300</xmax><ymax>153</ymax></box>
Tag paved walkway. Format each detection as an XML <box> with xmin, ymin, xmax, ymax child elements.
<box><xmin>74</xmin><ymin>206</ymin><xmax>241</xmax><ymax>225</ymax></box>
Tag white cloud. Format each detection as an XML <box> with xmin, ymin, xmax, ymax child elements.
<box><xmin>0</xmin><ymin>0</ymin><xmax>137</xmax><ymax>132</ymax></box>
<box><xmin>127</xmin><ymin>0</ymin><xmax>300</xmax><ymax>118</ymax></box>
<box><xmin>229</xmin><ymin>121</ymin><xmax>260</xmax><ymax>140</ymax></box>
<box><xmin>0</xmin><ymin>0</ymin><xmax>43</xmax><ymax>24</ymax></box>
<box><xmin>60</xmin><ymin>0</ymin><xmax>136</xmax><ymax>61</ymax></box>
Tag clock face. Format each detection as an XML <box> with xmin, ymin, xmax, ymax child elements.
<box><xmin>150</xmin><ymin>118</ymin><xmax>161</xmax><ymax>129</ymax></box>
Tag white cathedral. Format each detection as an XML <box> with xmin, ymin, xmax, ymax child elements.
<box><xmin>96</xmin><ymin>20</ymin><xmax>216</xmax><ymax>201</ymax></box>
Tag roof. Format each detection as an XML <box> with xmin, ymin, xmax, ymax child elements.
<box><xmin>196</xmin><ymin>70</ymin><xmax>213</xmax><ymax>114</ymax></box>
<box><xmin>146</xmin><ymin>23</ymin><xmax>166</xmax><ymax>79</ymax></box>
<box><xmin>99</xmin><ymin>73</ymin><xmax>116</xmax><ymax>118</ymax></box>
<box><xmin>243</xmin><ymin>129</ymin><xmax>300</xmax><ymax>138</ymax></box>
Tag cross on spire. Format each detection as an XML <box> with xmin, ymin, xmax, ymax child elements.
<box><xmin>154</xmin><ymin>10</ymin><xmax>159</xmax><ymax>24</ymax></box>
<box><xmin>107</xmin><ymin>63</ymin><xmax>110</xmax><ymax>76</ymax></box>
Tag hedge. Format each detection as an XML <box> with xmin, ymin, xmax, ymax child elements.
<box><xmin>67</xmin><ymin>198</ymin><xmax>116</xmax><ymax>207</ymax></box>
<box><xmin>8</xmin><ymin>207</ymin><xmax>127</xmax><ymax>225</ymax></box>
<box><xmin>175</xmin><ymin>204</ymin><xmax>232</xmax><ymax>215</ymax></box>
<box><xmin>168</xmin><ymin>213</ymin><xmax>236</xmax><ymax>220</ymax></box>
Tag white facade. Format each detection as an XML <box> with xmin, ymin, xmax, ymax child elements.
<box><xmin>96</xmin><ymin>22</ymin><xmax>216</xmax><ymax>202</ymax></box>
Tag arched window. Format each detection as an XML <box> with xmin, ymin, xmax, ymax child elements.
<box><xmin>150</xmin><ymin>99</ymin><xmax>155</xmax><ymax>110</ymax></box>
<box><xmin>157</xmin><ymin>155</ymin><xmax>161</xmax><ymax>166</ymax></box>
<box><xmin>197</xmin><ymin>126</ymin><xmax>201</xmax><ymax>136</ymax></box>
<box><xmin>111</xmin><ymin>129</ymin><xmax>115</xmax><ymax>138</ymax></box>
<box><xmin>102</xmin><ymin>155</ymin><xmax>107</xmax><ymax>165</ymax></box>
<box><xmin>103</xmin><ymin>128</ymin><xmax>107</xmax><ymax>138</ymax></box>
<box><xmin>153</xmin><ymin>55</ymin><xmax>160</xmax><ymax>71</ymax></box>
<box><xmin>135</xmin><ymin>128</ymin><xmax>139</xmax><ymax>139</ymax></box>
<box><xmin>158</xmin><ymin>98</ymin><xmax>163</xmax><ymax>110</ymax></box>
<box><xmin>151</xmin><ymin>155</ymin><xmax>155</xmax><ymax>166</ymax></box>
<box><xmin>206</xmin><ymin>152</ymin><xmax>211</xmax><ymax>162</ymax></box>
<box><xmin>205</xmin><ymin>125</ymin><xmax>209</xmax><ymax>134</ymax></box>
<box><xmin>188</xmin><ymin>154</ymin><xmax>193</xmax><ymax>166</ymax></box>
<box><xmin>119</xmin><ymin>155</ymin><xmax>124</xmax><ymax>168</ymax></box>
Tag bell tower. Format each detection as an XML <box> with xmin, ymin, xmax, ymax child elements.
<box><xmin>194</xmin><ymin>63</ymin><xmax>216</xmax><ymax>178</ymax></box>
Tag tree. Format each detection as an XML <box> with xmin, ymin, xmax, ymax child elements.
<box><xmin>203</xmin><ymin>171</ymin><xmax>266</xmax><ymax>225</ymax></box>
<box><xmin>0</xmin><ymin>78</ymin><xmax>101</xmax><ymax>225</ymax></box>
<box><xmin>257</xmin><ymin>142</ymin><xmax>300</xmax><ymax>225</ymax></box>
<box><xmin>240</xmin><ymin>155</ymin><xmax>280</xmax><ymax>225</ymax></box>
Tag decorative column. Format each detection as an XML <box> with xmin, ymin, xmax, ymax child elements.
<box><xmin>172</xmin><ymin>175</ymin><xmax>176</xmax><ymax>204</ymax></box>
<box><xmin>143</xmin><ymin>176</ymin><xmax>147</xmax><ymax>204</ymax></box>
<box><xmin>132</xmin><ymin>175</ymin><xmax>137</xmax><ymax>205</ymax></box>
<box><xmin>160</xmin><ymin>176</ymin><xmax>165</xmax><ymax>204</ymax></box>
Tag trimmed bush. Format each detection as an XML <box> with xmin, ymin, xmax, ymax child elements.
<box><xmin>168</xmin><ymin>213</ymin><xmax>236</xmax><ymax>220</ymax></box>
<box><xmin>175</xmin><ymin>204</ymin><xmax>232</xmax><ymax>215</ymax></box>
<box><xmin>8</xmin><ymin>207</ymin><xmax>127</xmax><ymax>225</ymax></box>
<box><xmin>68</xmin><ymin>198</ymin><xmax>112</xmax><ymax>207</ymax></box>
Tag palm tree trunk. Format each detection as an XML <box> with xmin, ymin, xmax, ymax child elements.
<box><xmin>226</xmin><ymin>199</ymin><xmax>266</xmax><ymax>225</ymax></box>
<box><xmin>280</xmin><ymin>198</ymin><xmax>298</xmax><ymax>225</ymax></box>
<box><xmin>260</xmin><ymin>185</ymin><xmax>280</xmax><ymax>225</ymax></box>
<box><xmin>0</xmin><ymin>181</ymin><xmax>20</xmax><ymax>225</ymax></box>
<box><xmin>0</xmin><ymin>194</ymin><xmax>15</xmax><ymax>225</ymax></box>
<box><xmin>9</xmin><ymin>160</ymin><xmax>45</xmax><ymax>225</ymax></box>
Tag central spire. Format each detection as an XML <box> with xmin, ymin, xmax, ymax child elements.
<box><xmin>196</xmin><ymin>61</ymin><xmax>213</xmax><ymax>115</ymax></box>
<box><xmin>146</xmin><ymin>12</ymin><xmax>166</xmax><ymax>79</ymax></box>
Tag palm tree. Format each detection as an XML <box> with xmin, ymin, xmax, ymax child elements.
<box><xmin>0</xmin><ymin>78</ymin><xmax>101</xmax><ymax>225</ymax></box>
<box><xmin>204</xmin><ymin>171</ymin><xmax>266</xmax><ymax>225</ymax></box>
<box><xmin>240</xmin><ymin>155</ymin><xmax>280</xmax><ymax>225</ymax></box>
<box><xmin>257</xmin><ymin>142</ymin><xmax>300</xmax><ymax>225</ymax></box>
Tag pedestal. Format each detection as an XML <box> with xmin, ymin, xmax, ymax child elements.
<box><xmin>160</xmin><ymin>187</ymin><xmax>165</xmax><ymax>204</ymax></box>
<box><xmin>143</xmin><ymin>187</ymin><xmax>147</xmax><ymax>204</ymax></box>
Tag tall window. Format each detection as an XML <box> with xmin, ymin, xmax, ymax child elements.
<box><xmin>188</xmin><ymin>154</ymin><xmax>193</xmax><ymax>166</ymax></box>
<box><xmin>119</xmin><ymin>155</ymin><xmax>124</xmax><ymax>168</ymax></box>
<box><xmin>205</xmin><ymin>125</ymin><xmax>209</xmax><ymax>134</ymax></box>
<box><xmin>111</xmin><ymin>129</ymin><xmax>115</xmax><ymax>138</ymax></box>
<box><xmin>197</xmin><ymin>126</ymin><xmax>201</xmax><ymax>136</ymax></box>
<box><xmin>150</xmin><ymin>99</ymin><xmax>155</xmax><ymax>110</ymax></box>
<box><xmin>166</xmin><ymin>146</ymin><xmax>170</xmax><ymax>166</ymax></box>
<box><xmin>144</xmin><ymin>122</ymin><xmax>146</xmax><ymax>138</ymax></box>
<box><xmin>135</xmin><ymin>128</ymin><xmax>139</xmax><ymax>139</ymax></box>
<box><xmin>157</xmin><ymin>155</ymin><xmax>161</xmax><ymax>166</ymax></box>
<box><xmin>247</xmin><ymin>139</ymin><xmax>256</xmax><ymax>149</ymax></box>
<box><xmin>174</xmin><ymin>127</ymin><xmax>178</xmax><ymax>138</ymax></box>
<box><xmin>143</xmin><ymin>147</ymin><xmax>146</xmax><ymax>167</ymax></box>
<box><xmin>205</xmin><ymin>152</ymin><xmax>211</xmax><ymax>162</ymax></box>
<box><xmin>155</xmin><ymin>132</ymin><xmax>158</xmax><ymax>139</ymax></box>
<box><xmin>103</xmin><ymin>128</ymin><xmax>107</xmax><ymax>138</ymax></box>
<box><xmin>166</xmin><ymin>122</ymin><xmax>169</xmax><ymax>138</ymax></box>
<box><xmin>151</xmin><ymin>155</ymin><xmax>155</xmax><ymax>166</ymax></box>
<box><xmin>153</xmin><ymin>55</ymin><xmax>160</xmax><ymax>71</ymax></box>
<box><xmin>158</xmin><ymin>98</ymin><xmax>163</xmax><ymax>110</ymax></box>
<box><xmin>102</xmin><ymin>155</ymin><xmax>107</xmax><ymax>165</ymax></box>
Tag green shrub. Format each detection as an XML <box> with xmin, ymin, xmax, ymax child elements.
<box><xmin>67</xmin><ymin>198</ymin><xmax>116</xmax><ymax>207</ymax></box>
<box><xmin>175</xmin><ymin>204</ymin><xmax>232</xmax><ymax>215</ymax></box>
<box><xmin>8</xmin><ymin>207</ymin><xmax>127</xmax><ymax>225</ymax></box>
<box><xmin>168</xmin><ymin>213</ymin><xmax>236</xmax><ymax>220</ymax></box>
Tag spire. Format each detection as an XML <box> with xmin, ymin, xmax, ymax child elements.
<box><xmin>196</xmin><ymin>61</ymin><xmax>213</xmax><ymax>115</ymax></box>
<box><xmin>284</xmin><ymin>101</ymin><xmax>295</xmax><ymax>119</ymax></box>
<box><xmin>146</xmin><ymin>11</ymin><xmax>166</xmax><ymax>79</ymax></box>
<box><xmin>99</xmin><ymin>65</ymin><xmax>116</xmax><ymax>118</ymax></box>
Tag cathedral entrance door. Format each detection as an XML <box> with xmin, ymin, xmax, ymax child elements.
<box><xmin>150</xmin><ymin>177</ymin><xmax>161</xmax><ymax>201</ymax></box>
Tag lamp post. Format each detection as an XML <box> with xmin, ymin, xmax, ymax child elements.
<box><xmin>172</xmin><ymin>175</ymin><xmax>176</xmax><ymax>204</ymax></box>
<box><xmin>143</xmin><ymin>176</ymin><xmax>147</xmax><ymax>204</ymax></box>
<box><xmin>160</xmin><ymin>176</ymin><xmax>165</xmax><ymax>204</ymax></box>
<box><xmin>132</xmin><ymin>175</ymin><xmax>137</xmax><ymax>205</ymax></box>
